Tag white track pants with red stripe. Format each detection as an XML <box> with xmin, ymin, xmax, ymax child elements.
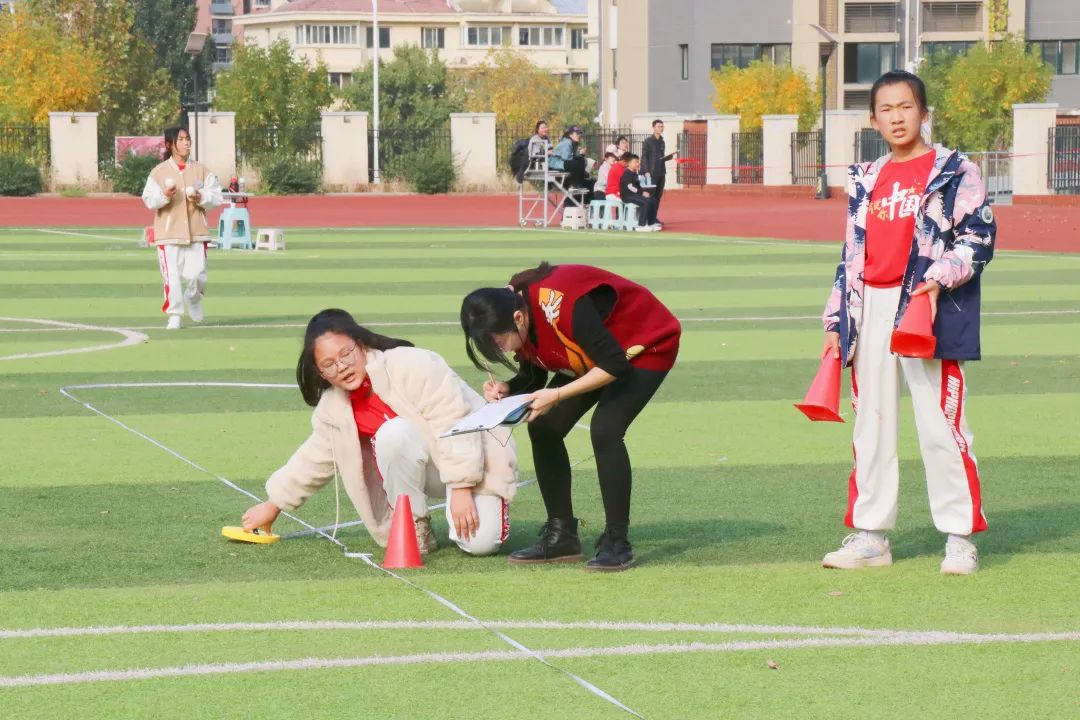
<box><xmin>156</xmin><ymin>243</ymin><xmax>207</xmax><ymax>318</ymax></box>
<box><xmin>847</xmin><ymin>284</ymin><xmax>987</xmax><ymax>535</ymax></box>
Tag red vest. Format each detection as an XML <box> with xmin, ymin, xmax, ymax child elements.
<box><xmin>517</xmin><ymin>265</ymin><xmax>680</xmax><ymax>376</ymax></box>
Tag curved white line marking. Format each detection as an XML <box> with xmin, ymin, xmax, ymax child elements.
<box><xmin>2</xmin><ymin>632</ymin><xmax>1077</xmax><ymax>688</ymax></box>
<box><xmin>0</xmin><ymin>317</ymin><xmax>148</xmax><ymax>361</ymax></box>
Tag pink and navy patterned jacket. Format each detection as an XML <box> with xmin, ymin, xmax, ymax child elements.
<box><xmin>823</xmin><ymin>144</ymin><xmax>996</xmax><ymax>365</ymax></box>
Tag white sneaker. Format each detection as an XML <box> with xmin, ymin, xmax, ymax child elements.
<box><xmin>940</xmin><ymin>536</ymin><xmax>979</xmax><ymax>575</ymax></box>
<box><xmin>649</xmin><ymin>223</ymin><xmax>662</xmax><ymax>231</ymax></box>
<box><xmin>634</xmin><ymin>224</ymin><xmax>656</xmax><ymax>232</ymax></box>
<box><xmin>188</xmin><ymin>297</ymin><xmax>204</xmax><ymax>323</ymax></box>
<box><xmin>414</xmin><ymin>516</ymin><xmax>437</xmax><ymax>556</ymax></box>
<box><xmin>822</xmin><ymin>532</ymin><xmax>893</xmax><ymax>569</ymax></box>
<box><xmin>166</xmin><ymin>315</ymin><xmax>182</xmax><ymax>330</ymax></box>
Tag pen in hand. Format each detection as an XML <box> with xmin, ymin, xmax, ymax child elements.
<box><xmin>487</xmin><ymin>372</ymin><xmax>503</xmax><ymax>401</ymax></box>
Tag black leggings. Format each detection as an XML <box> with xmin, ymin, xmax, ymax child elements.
<box><xmin>526</xmin><ymin>367</ymin><xmax>669</xmax><ymax>532</ymax></box>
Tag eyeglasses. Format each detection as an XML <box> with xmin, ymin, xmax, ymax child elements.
<box><xmin>317</xmin><ymin>344</ymin><xmax>359</xmax><ymax>378</ymax></box>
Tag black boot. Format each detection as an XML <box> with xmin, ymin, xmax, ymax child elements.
<box><xmin>508</xmin><ymin>518</ymin><xmax>583</xmax><ymax>564</ymax></box>
<box><xmin>585</xmin><ymin>529</ymin><xmax>634</xmax><ymax>572</ymax></box>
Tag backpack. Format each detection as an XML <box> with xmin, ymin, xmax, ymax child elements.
<box><xmin>509</xmin><ymin>138</ymin><xmax>530</xmax><ymax>180</ymax></box>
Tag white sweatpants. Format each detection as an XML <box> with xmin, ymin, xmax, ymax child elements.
<box><xmin>157</xmin><ymin>243</ymin><xmax>207</xmax><ymax>318</ymax></box>
<box><xmin>373</xmin><ymin>417</ymin><xmax>509</xmax><ymax>556</ymax></box>
<box><xmin>847</xmin><ymin>284</ymin><xmax>987</xmax><ymax>535</ymax></box>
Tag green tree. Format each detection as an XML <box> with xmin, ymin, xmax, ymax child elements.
<box><xmin>214</xmin><ymin>38</ymin><xmax>332</xmax><ymax>144</ymax></box>
<box><xmin>341</xmin><ymin>44</ymin><xmax>464</xmax><ymax>129</ymax></box>
<box><xmin>711</xmin><ymin>59</ymin><xmax>819</xmax><ymax>132</ymax></box>
<box><xmin>462</xmin><ymin>50</ymin><xmax>597</xmax><ymax>131</ymax></box>
<box><xmin>131</xmin><ymin>0</ymin><xmax>212</xmax><ymax>112</ymax></box>
<box><xmin>23</xmin><ymin>0</ymin><xmax>179</xmax><ymax>152</ymax></box>
<box><xmin>921</xmin><ymin>36</ymin><xmax>1051</xmax><ymax>151</ymax></box>
<box><xmin>214</xmin><ymin>39</ymin><xmax>332</xmax><ymax>166</ymax></box>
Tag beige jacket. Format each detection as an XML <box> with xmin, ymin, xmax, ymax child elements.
<box><xmin>266</xmin><ymin>347</ymin><xmax>518</xmax><ymax>547</ymax></box>
<box><xmin>141</xmin><ymin>158</ymin><xmax>224</xmax><ymax>245</ymax></box>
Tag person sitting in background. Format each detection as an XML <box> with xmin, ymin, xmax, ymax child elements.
<box><xmin>549</xmin><ymin>125</ymin><xmax>594</xmax><ymax>193</ymax></box>
<box><xmin>619</xmin><ymin>153</ymin><xmax>658</xmax><ymax>231</ymax></box>
<box><xmin>605</xmin><ymin>152</ymin><xmax>628</xmax><ymax>200</ymax></box>
<box><xmin>592</xmin><ymin>145</ymin><xmax>619</xmax><ymax>202</ymax></box>
<box><xmin>528</xmin><ymin>120</ymin><xmax>553</xmax><ymax>170</ymax></box>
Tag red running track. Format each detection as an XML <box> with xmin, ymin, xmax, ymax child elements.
<box><xmin>2</xmin><ymin>191</ymin><xmax>1078</xmax><ymax>253</ymax></box>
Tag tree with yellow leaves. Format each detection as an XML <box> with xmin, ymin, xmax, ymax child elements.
<box><xmin>711</xmin><ymin>60</ymin><xmax>819</xmax><ymax>132</ymax></box>
<box><xmin>0</xmin><ymin>9</ymin><xmax>102</xmax><ymax>123</ymax></box>
<box><xmin>462</xmin><ymin>50</ymin><xmax>597</xmax><ymax>132</ymax></box>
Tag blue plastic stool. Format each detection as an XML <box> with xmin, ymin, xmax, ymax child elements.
<box><xmin>617</xmin><ymin>203</ymin><xmax>639</xmax><ymax>230</ymax></box>
<box><xmin>588</xmin><ymin>198</ymin><xmax>621</xmax><ymax>230</ymax></box>
<box><xmin>217</xmin><ymin>207</ymin><xmax>252</xmax><ymax>250</ymax></box>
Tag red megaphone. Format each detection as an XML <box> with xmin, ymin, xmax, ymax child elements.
<box><xmin>795</xmin><ymin>349</ymin><xmax>844</xmax><ymax>423</ymax></box>
<box><xmin>890</xmin><ymin>284</ymin><xmax>937</xmax><ymax>358</ymax></box>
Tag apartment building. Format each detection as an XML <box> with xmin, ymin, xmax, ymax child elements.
<box><xmin>203</xmin><ymin>0</ymin><xmax>588</xmax><ymax>86</ymax></box>
<box><xmin>1027</xmin><ymin>0</ymin><xmax>1080</xmax><ymax>110</ymax></box>
<box><xmin>594</xmin><ymin>0</ymin><xmax>1080</xmax><ymax>126</ymax></box>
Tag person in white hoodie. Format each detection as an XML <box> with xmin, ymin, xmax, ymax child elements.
<box><xmin>241</xmin><ymin>309</ymin><xmax>518</xmax><ymax>556</ymax></box>
<box><xmin>141</xmin><ymin>126</ymin><xmax>224</xmax><ymax>330</ymax></box>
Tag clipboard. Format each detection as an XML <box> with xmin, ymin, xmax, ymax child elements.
<box><xmin>440</xmin><ymin>394</ymin><xmax>533</xmax><ymax>437</ymax></box>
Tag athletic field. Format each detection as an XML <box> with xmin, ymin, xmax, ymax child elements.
<box><xmin>1</xmin><ymin>227</ymin><xmax>1077</xmax><ymax>718</ymax></box>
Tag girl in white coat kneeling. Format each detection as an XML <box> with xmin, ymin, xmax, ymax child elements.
<box><xmin>241</xmin><ymin>309</ymin><xmax>517</xmax><ymax>556</ymax></box>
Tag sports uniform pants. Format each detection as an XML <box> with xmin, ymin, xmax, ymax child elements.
<box><xmin>157</xmin><ymin>243</ymin><xmax>207</xmax><ymax>318</ymax></box>
<box><xmin>527</xmin><ymin>367</ymin><xmax>669</xmax><ymax>533</ymax></box>
<box><xmin>847</xmin><ymin>284</ymin><xmax>987</xmax><ymax>535</ymax></box>
<box><xmin>374</xmin><ymin>417</ymin><xmax>509</xmax><ymax>556</ymax></box>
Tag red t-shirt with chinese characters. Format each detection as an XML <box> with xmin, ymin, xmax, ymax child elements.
<box><xmin>864</xmin><ymin>151</ymin><xmax>936</xmax><ymax>287</ymax></box>
<box><xmin>350</xmin><ymin>378</ymin><xmax>397</xmax><ymax>437</ymax></box>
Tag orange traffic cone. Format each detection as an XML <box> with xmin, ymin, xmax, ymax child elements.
<box><xmin>795</xmin><ymin>350</ymin><xmax>844</xmax><ymax>423</ymax></box>
<box><xmin>890</xmin><ymin>285</ymin><xmax>937</xmax><ymax>359</ymax></box>
<box><xmin>383</xmin><ymin>494</ymin><xmax>424</xmax><ymax>569</ymax></box>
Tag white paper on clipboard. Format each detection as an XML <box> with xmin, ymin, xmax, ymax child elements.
<box><xmin>440</xmin><ymin>395</ymin><xmax>533</xmax><ymax>437</ymax></box>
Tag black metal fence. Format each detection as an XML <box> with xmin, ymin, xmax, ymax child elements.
<box><xmin>1049</xmin><ymin>126</ymin><xmax>1080</xmax><ymax>195</ymax></box>
<box><xmin>791</xmin><ymin>130</ymin><xmax>822</xmax><ymax>186</ymax></box>
<box><xmin>965</xmin><ymin>151</ymin><xmax>1012</xmax><ymax>204</ymax></box>
<box><xmin>236</xmin><ymin>124</ymin><xmax>323</xmax><ymax>171</ymax></box>
<box><xmin>854</xmin><ymin>128</ymin><xmax>888</xmax><ymax>164</ymax></box>
<box><xmin>0</xmin><ymin>125</ymin><xmax>50</xmax><ymax>167</ymax></box>
<box><xmin>369</xmin><ymin>125</ymin><xmax>452</xmax><ymax>182</ymax></box>
<box><xmin>677</xmin><ymin>131</ymin><xmax>707</xmax><ymax>186</ymax></box>
<box><xmin>731</xmin><ymin>131</ymin><xmax>763</xmax><ymax>184</ymax></box>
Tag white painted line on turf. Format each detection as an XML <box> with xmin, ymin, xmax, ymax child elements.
<box><xmin>33</xmin><ymin>229</ymin><xmax>135</xmax><ymax>242</ymax></box>
<box><xmin>3</xmin><ymin>631</ymin><xmax>1078</xmax><ymax>688</ymax></box>
<box><xmin>0</xmin><ymin>317</ymin><xmax>148</xmax><ymax>361</ymax></box>
<box><xmin>57</xmin><ymin>384</ymin><xmax>353</xmax><ymax>553</ymax></box>
<box><xmin>352</xmin><ymin>552</ymin><xmax>644</xmax><ymax>718</ymax></box>
<box><xmin>0</xmin><ymin>619</ymin><xmax>918</xmax><ymax>640</ymax></box>
<box><xmin>95</xmin><ymin>306</ymin><xmax>1080</xmax><ymax>334</ymax></box>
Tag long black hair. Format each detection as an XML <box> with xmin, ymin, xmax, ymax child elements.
<box><xmin>163</xmin><ymin>126</ymin><xmax>188</xmax><ymax>161</ymax></box>
<box><xmin>460</xmin><ymin>262</ymin><xmax>557</xmax><ymax>371</ymax></box>
<box><xmin>296</xmin><ymin>309</ymin><xmax>413</xmax><ymax>407</ymax></box>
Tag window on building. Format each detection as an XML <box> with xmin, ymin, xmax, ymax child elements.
<box><xmin>844</xmin><ymin>3</ymin><xmax>900</xmax><ymax>33</ymax></box>
<box><xmin>296</xmin><ymin>25</ymin><xmax>359</xmax><ymax>45</ymax></box>
<box><xmin>570</xmin><ymin>71</ymin><xmax>588</xmax><ymax>85</ymax></box>
<box><xmin>466</xmin><ymin>26</ymin><xmax>510</xmax><ymax>47</ymax></box>
<box><xmin>212</xmin><ymin>19</ymin><xmax>231</xmax><ymax>35</ymax></box>
<box><xmin>215</xmin><ymin>46</ymin><xmax>232</xmax><ymax>64</ymax></box>
<box><xmin>422</xmin><ymin>27</ymin><xmax>445</xmax><ymax>49</ymax></box>
<box><xmin>254</xmin><ymin>0</ymin><xmax>270</xmax><ymax>6</ymax></box>
<box><xmin>710</xmin><ymin>43</ymin><xmax>792</xmax><ymax>70</ymax></box>
<box><xmin>366</xmin><ymin>26</ymin><xmax>391</xmax><ymax>48</ymax></box>
<box><xmin>679</xmin><ymin>44</ymin><xmax>689</xmax><ymax>80</ymax></box>
<box><xmin>921</xmin><ymin>40</ymin><xmax>975</xmax><ymax>58</ymax></box>
<box><xmin>844</xmin><ymin>42</ymin><xmax>897</xmax><ymax>84</ymax></box>
<box><xmin>921</xmin><ymin>2</ymin><xmax>981</xmax><ymax>33</ymax></box>
<box><xmin>844</xmin><ymin>89</ymin><xmax>871</xmax><ymax>111</ymax></box>
<box><xmin>328</xmin><ymin>72</ymin><xmax>354</xmax><ymax>89</ymax></box>
<box><xmin>571</xmin><ymin>28</ymin><xmax>585</xmax><ymax>50</ymax></box>
<box><xmin>1032</xmin><ymin>40</ymin><xmax>1080</xmax><ymax>75</ymax></box>
<box><xmin>519</xmin><ymin>26</ymin><xmax>564</xmax><ymax>47</ymax></box>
